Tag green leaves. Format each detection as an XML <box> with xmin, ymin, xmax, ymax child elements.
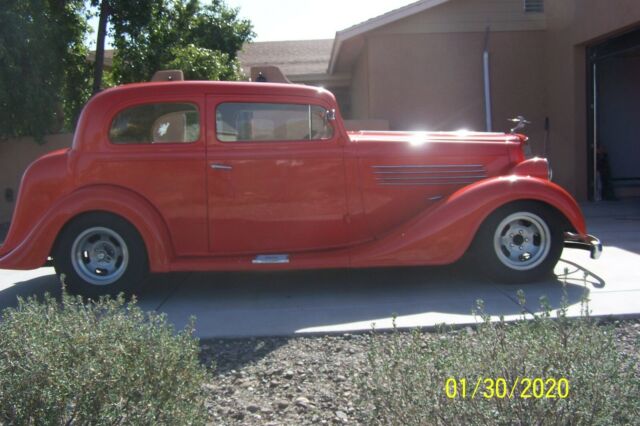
<box><xmin>111</xmin><ymin>0</ymin><xmax>254</xmax><ymax>84</ymax></box>
<box><xmin>1</xmin><ymin>0</ymin><xmax>254</xmax><ymax>141</ymax></box>
<box><xmin>0</xmin><ymin>0</ymin><xmax>90</xmax><ymax>142</ymax></box>
<box><xmin>167</xmin><ymin>44</ymin><xmax>243</xmax><ymax>81</ymax></box>
<box><xmin>0</xmin><ymin>291</ymin><xmax>209</xmax><ymax>424</ymax></box>
<box><xmin>360</xmin><ymin>295</ymin><xmax>640</xmax><ymax>425</ymax></box>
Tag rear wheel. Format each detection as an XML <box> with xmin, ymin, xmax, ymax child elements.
<box><xmin>472</xmin><ymin>202</ymin><xmax>563</xmax><ymax>283</ymax></box>
<box><xmin>54</xmin><ymin>213</ymin><xmax>148</xmax><ymax>298</ymax></box>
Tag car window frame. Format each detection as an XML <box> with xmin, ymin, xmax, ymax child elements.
<box><xmin>213</xmin><ymin>99</ymin><xmax>337</xmax><ymax>145</ymax></box>
<box><xmin>106</xmin><ymin>99</ymin><xmax>204</xmax><ymax>147</ymax></box>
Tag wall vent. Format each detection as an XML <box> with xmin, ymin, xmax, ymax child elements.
<box><xmin>524</xmin><ymin>0</ymin><xmax>544</xmax><ymax>13</ymax></box>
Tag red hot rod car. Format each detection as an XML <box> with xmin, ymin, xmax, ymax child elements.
<box><xmin>0</xmin><ymin>81</ymin><xmax>601</xmax><ymax>296</ymax></box>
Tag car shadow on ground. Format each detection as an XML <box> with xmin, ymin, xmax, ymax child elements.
<box><xmin>0</xmin><ymin>272</ymin><xmax>62</xmax><ymax>312</ymax></box>
<box><xmin>0</xmin><ymin>258</ymin><xmax>602</xmax><ymax>373</ymax></box>
<box><xmin>135</xmin><ymin>258</ymin><xmax>598</xmax><ymax>336</ymax></box>
<box><xmin>0</xmin><ymin>260</ymin><xmax>601</xmax><ymax>325</ymax></box>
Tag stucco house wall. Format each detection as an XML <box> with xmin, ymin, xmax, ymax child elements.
<box><xmin>346</xmin><ymin>0</ymin><xmax>549</xmax><ymax>175</ymax></box>
<box><xmin>364</xmin><ymin>31</ymin><xmax>546</xmax><ymax>139</ymax></box>
<box><xmin>349</xmin><ymin>47</ymin><xmax>369</xmax><ymax>120</ymax></box>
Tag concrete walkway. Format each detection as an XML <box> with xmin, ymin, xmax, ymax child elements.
<box><xmin>1</xmin><ymin>200</ymin><xmax>639</xmax><ymax>338</ymax></box>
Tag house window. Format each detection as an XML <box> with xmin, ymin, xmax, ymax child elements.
<box><xmin>109</xmin><ymin>103</ymin><xmax>200</xmax><ymax>144</ymax></box>
<box><xmin>216</xmin><ymin>103</ymin><xmax>334</xmax><ymax>142</ymax></box>
<box><xmin>524</xmin><ymin>0</ymin><xmax>544</xmax><ymax>13</ymax></box>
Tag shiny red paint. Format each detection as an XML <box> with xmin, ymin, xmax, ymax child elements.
<box><xmin>0</xmin><ymin>81</ymin><xmax>590</xmax><ymax>272</ymax></box>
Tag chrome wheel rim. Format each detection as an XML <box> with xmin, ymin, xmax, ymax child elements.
<box><xmin>493</xmin><ymin>212</ymin><xmax>551</xmax><ymax>271</ymax></box>
<box><xmin>71</xmin><ymin>227</ymin><xmax>129</xmax><ymax>286</ymax></box>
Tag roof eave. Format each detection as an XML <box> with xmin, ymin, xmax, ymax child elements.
<box><xmin>327</xmin><ymin>0</ymin><xmax>450</xmax><ymax>74</ymax></box>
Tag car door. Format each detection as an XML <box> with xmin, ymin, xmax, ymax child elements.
<box><xmin>95</xmin><ymin>98</ymin><xmax>209</xmax><ymax>256</ymax></box>
<box><xmin>205</xmin><ymin>95</ymin><xmax>350</xmax><ymax>255</ymax></box>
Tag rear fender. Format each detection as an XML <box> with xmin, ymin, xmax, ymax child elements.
<box><xmin>350</xmin><ymin>176</ymin><xmax>585</xmax><ymax>267</ymax></box>
<box><xmin>0</xmin><ymin>185</ymin><xmax>173</xmax><ymax>271</ymax></box>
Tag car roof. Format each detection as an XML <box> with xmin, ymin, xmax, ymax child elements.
<box><xmin>96</xmin><ymin>80</ymin><xmax>333</xmax><ymax>100</ymax></box>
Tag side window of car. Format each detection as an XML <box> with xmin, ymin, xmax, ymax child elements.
<box><xmin>109</xmin><ymin>103</ymin><xmax>200</xmax><ymax>144</ymax></box>
<box><xmin>216</xmin><ymin>103</ymin><xmax>334</xmax><ymax>142</ymax></box>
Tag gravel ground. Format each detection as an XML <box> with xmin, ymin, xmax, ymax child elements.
<box><xmin>200</xmin><ymin>319</ymin><xmax>640</xmax><ymax>425</ymax></box>
<box><xmin>200</xmin><ymin>334</ymin><xmax>371</xmax><ymax>425</ymax></box>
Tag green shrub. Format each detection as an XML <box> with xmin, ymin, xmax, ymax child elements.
<box><xmin>359</xmin><ymin>290</ymin><xmax>640</xmax><ymax>425</ymax></box>
<box><xmin>0</xmin><ymin>292</ymin><xmax>209</xmax><ymax>425</ymax></box>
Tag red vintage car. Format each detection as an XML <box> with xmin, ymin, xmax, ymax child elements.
<box><xmin>0</xmin><ymin>81</ymin><xmax>601</xmax><ymax>297</ymax></box>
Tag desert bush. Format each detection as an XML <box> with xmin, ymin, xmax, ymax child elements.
<box><xmin>359</xmin><ymin>290</ymin><xmax>640</xmax><ymax>425</ymax></box>
<box><xmin>0</xmin><ymin>292</ymin><xmax>209</xmax><ymax>425</ymax></box>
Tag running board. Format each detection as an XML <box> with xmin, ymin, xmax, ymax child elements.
<box><xmin>252</xmin><ymin>254</ymin><xmax>290</xmax><ymax>264</ymax></box>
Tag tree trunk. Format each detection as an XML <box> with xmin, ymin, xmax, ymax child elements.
<box><xmin>92</xmin><ymin>0</ymin><xmax>110</xmax><ymax>94</ymax></box>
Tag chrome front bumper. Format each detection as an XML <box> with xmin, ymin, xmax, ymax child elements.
<box><xmin>564</xmin><ymin>232</ymin><xmax>603</xmax><ymax>260</ymax></box>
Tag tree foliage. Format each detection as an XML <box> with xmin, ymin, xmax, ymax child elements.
<box><xmin>89</xmin><ymin>0</ymin><xmax>159</xmax><ymax>93</ymax></box>
<box><xmin>167</xmin><ymin>45</ymin><xmax>243</xmax><ymax>81</ymax></box>
<box><xmin>0</xmin><ymin>0</ymin><xmax>91</xmax><ymax>141</ymax></box>
<box><xmin>0</xmin><ymin>0</ymin><xmax>254</xmax><ymax>141</ymax></box>
<box><xmin>111</xmin><ymin>0</ymin><xmax>254</xmax><ymax>84</ymax></box>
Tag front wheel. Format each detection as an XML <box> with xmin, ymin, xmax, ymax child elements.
<box><xmin>53</xmin><ymin>213</ymin><xmax>148</xmax><ymax>298</ymax></box>
<box><xmin>471</xmin><ymin>202</ymin><xmax>564</xmax><ymax>283</ymax></box>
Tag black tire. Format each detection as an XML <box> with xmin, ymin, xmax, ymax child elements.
<box><xmin>470</xmin><ymin>201</ymin><xmax>564</xmax><ymax>283</ymax></box>
<box><xmin>53</xmin><ymin>212</ymin><xmax>148</xmax><ymax>298</ymax></box>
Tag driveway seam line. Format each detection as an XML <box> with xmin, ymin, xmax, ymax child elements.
<box><xmin>491</xmin><ymin>282</ymin><xmax>536</xmax><ymax>316</ymax></box>
<box><xmin>155</xmin><ymin>272</ymin><xmax>192</xmax><ymax>311</ymax></box>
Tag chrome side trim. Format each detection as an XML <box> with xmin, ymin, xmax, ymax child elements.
<box><xmin>377</xmin><ymin>175</ymin><xmax>487</xmax><ymax>181</ymax></box>
<box><xmin>252</xmin><ymin>254</ymin><xmax>290</xmax><ymax>264</ymax></box>
<box><xmin>374</xmin><ymin>170</ymin><xmax>486</xmax><ymax>174</ymax></box>
<box><xmin>210</xmin><ymin>163</ymin><xmax>233</xmax><ymax>171</ymax></box>
<box><xmin>372</xmin><ymin>164</ymin><xmax>484</xmax><ymax>169</ymax></box>
<box><xmin>379</xmin><ymin>181</ymin><xmax>478</xmax><ymax>186</ymax></box>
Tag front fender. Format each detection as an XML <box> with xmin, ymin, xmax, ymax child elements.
<box><xmin>350</xmin><ymin>176</ymin><xmax>586</xmax><ymax>267</ymax></box>
<box><xmin>0</xmin><ymin>185</ymin><xmax>173</xmax><ymax>272</ymax></box>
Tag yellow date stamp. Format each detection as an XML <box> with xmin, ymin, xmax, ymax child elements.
<box><xmin>444</xmin><ymin>377</ymin><xmax>569</xmax><ymax>399</ymax></box>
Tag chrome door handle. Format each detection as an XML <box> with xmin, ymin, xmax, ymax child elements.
<box><xmin>210</xmin><ymin>163</ymin><xmax>233</xmax><ymax>171</ymax></box>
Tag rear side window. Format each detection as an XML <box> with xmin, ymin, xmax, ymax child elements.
<box><xmin>109</xmin><ymin>103</ymin><xmax>200</xmax><ymax>144</ymax></box>
<box><xmin>216</xmin><ymin>102</ymin><xmax>334</xmax><ymax>142</ymax></box>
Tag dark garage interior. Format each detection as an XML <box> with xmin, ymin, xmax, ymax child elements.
<box><xmin>589</xmin><ymin>28</ymin><xmax>640</xmax><ymax>200</ymax></box>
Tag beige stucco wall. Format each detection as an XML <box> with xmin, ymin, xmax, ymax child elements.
<box><xmin>375</xmin><ymin>0</ymin><xmax>546</xmax><ymax>34</ymax></box>
<box><xmin>0</xmin><ymin>134</ymin><xmax>72</xmax><ymax>223</ymax></box>
<box><xmin>363</xmin><ymin>30</ymin><xmax>547</xmax><ymax>151</ymax></box>
<box><xmin>345</xmin><ymin>0</ymin><xmax>549</xmax><ymax>175</ymax></box>
<box><xmin>349</xmin><ymin>47</ymin><xmax>370</xmax><ymax>120</ymax></box>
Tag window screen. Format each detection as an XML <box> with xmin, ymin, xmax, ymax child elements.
<box><xmin>109</xmin><ymin>103</ymin><xmax>200</xmax><ymax>144</ymax></box>
<box><xmin>216</xmin><ymin>103</ymin><xmax>334</xmax><ymax>142</ymax></box>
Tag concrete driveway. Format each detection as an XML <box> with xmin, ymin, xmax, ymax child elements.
<box><xmin>1</xmin><ymin>200</ymin><xmax>639</xmax><ymax>338</ymax></box>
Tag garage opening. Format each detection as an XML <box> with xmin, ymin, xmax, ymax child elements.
<box><xmin>588</xmin><ymin>28</ymin><xmax>640</xmax><ymax>200</ymax></box>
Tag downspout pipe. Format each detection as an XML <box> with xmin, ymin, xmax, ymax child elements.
<box><xmin>483</xmin><ymin>26</ymin><xmax>493</xmax><ymax>132</ymax></box>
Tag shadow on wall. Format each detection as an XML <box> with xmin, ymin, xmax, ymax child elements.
<box><xmin>0</xmin><ymin>133</ymin><xmax>73</xmax><ymax>223</ymax></box>
<box><xmin>0</xmin><ymin>222</ymin><xmax>8</xmax><ymax>244</ymax></box>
